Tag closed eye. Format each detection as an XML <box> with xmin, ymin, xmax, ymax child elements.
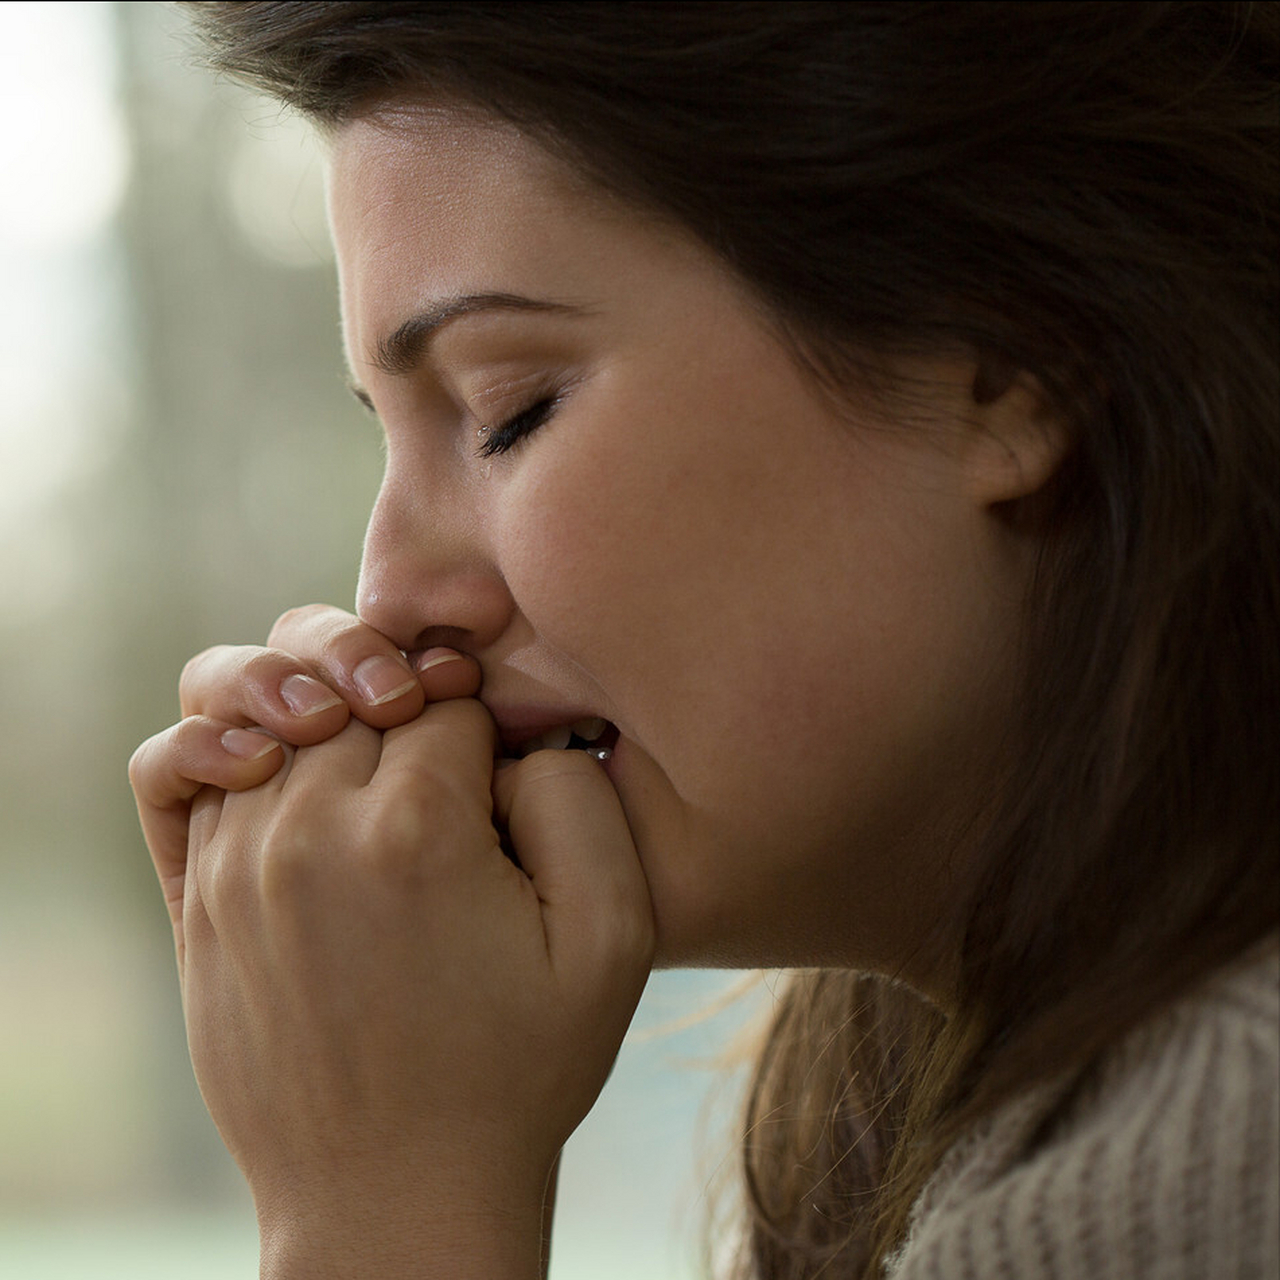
<box><xmin>476</xmin><ymin>395</ymin><xmax>560</xmax><ymax>458</ymax></box>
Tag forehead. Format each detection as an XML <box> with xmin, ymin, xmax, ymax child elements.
<box><xmin>327</xmin><ymin>107</ymin><xmax>629</xmax><ymax>348</ymax></box>
<box><xmin>329</xmin><ymin>105</ymin><xmax>557</xmax><ymax>237</ymax></box>
<box><xmin>324</xmin><ymin>101</ymin><xmax>777</xmax><ymax>407</ymax></box>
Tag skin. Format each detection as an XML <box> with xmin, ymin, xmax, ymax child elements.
<box><xmin>128</xmin><ymin>103</ymin><xmax>1067</xmax><ymax>1278</ymax></box>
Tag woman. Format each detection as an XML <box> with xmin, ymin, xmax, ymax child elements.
<box><xmin>129</xmin><ymin>4</ymin><xmax>1279</xmax><ymax>1277</ymax></box>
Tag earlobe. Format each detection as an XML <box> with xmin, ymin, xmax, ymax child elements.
<box><xmin>964</xmin><ymin>361</ymin><xmax>1074</xmax><ymax>508</ymax></box>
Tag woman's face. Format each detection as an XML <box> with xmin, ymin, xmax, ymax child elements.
<box><xmin>328</xmin><ymin>107</ymin><xmax>1031</xmax><ymax>981</ymax></box>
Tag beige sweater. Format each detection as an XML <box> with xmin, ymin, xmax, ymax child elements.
<box><xmin>887</xmin><ymin>939</ymin><xmax>1280</xmax><ymax>1280</ymax></box>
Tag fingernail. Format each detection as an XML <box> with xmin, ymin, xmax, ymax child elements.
<box><xmin>280</xmin><ymin>674</ymin><xmax>344</xmax><ymax>717</ymax></box>
<box><xmin>353</xmin><ymin>654</ymin><xmax>418</xmax><ymax>705</ymax></box>
<box><xmin>417</xmin><ymin>649</ymin><xmax>467</xmax><ymax>673</ymax></box>
<box><xmin>221</xmin><ymin>728</ymin><xmax>282</xmax><ymax>761</ymax></box>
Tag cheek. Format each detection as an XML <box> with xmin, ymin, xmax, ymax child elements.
<box><xmin>492</xmin><ymin>404</ymin><xmax>825</xmax><ymax>772</ymax></box>
<box><xmin>495</xmin><ymin>437</ymin><xmax>693</xmax><ymax>665</ymax></box>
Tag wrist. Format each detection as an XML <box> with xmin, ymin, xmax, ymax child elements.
<box><xmin>254</xmin><ymin>1162</ymin><xmax>553</xmax><ymax>1280</ymax></box>
<box><xmin>258</xmin><ymin>1200</ymin><xmax>547</xmax><ymax>1280</ymax></box>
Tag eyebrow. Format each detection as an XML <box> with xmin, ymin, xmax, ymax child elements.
<box><xmin>347</xmin><ymin>291</ymin><xmax>590</xmax><ymax>409</ymax></box>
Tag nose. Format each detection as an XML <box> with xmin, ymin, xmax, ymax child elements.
<box><xmin>356</xmin><ymin>468</ymin><xmax>514</xmax><ymax>655</ymax></box>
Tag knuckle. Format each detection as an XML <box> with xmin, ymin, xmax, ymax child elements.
<box><xmin>129</xmin><ymin>720</ymin><xmax>206</xmax><ymax>796</ymax></box>
<box><xmin>178</xmin><ymin>646</ymin><xmax>223</xmax><ymax>697</ymax></box>
<box><xmin>197</xmin><ymin>836</ymin><xmax>251</xmax><ymax>919</ymax></box>
<box><xmin>266</xmin><ymin>603</ymin><xmax>346</xmax><ymax>646</ymax></box>
<box><xmin>257</xmin><ymin>808</ymin><xmax>321</xmax><ymax>898</ymax></box>
<box><xmin>372</xmin><ymin>780</ymin><xmax>449</xmax><ymax>851</ymax></box>
<box><xmin>427</xmin><ymin>696</ymin><xmax>496</xmax><ymax>744</ymax></box>
<box><xmin>179</xmin><ymin>644</ymin><xmax>278</xmax><ymax>713</ymax></box>
<box><xmin>169</xmin><ymin>716</ymin><xmax>215</xmax><ymax>776</ymax></box>
<box><xmin>184</xmin><ymin>642</ymin><xmax>326</xmax><ymax>721</ymax></box>
<box><xmin>127</xmin><ymin>734</ymin><xmax>160</xmax><ymax>789</ymax></box>
<box><xmin>326</xmin><ymin>615</ymin><xmax>384</xmax><ymax>658</ymax></box>
<box><xmin>200</xmin><ymin>862</ymin><xmax>253</xmax><ymax>932</ymax></box>
<box><xmin>241</xmin><ymin>647</ymin><xmax>296</xmax><ymax>688</ymax></box>
<box><xmin>362</xmin><ymin>779</ymin><xmax>479</xmax><ymax>875</ymax></box>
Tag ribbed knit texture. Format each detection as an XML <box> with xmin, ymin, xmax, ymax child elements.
<box><xmin>887</xmin><ymin>938</ymin><xmax>1280</xmax><ymax>1280</ymax></box>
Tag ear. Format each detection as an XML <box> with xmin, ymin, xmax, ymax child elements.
<box><xmin>962</xmin><ymin>357</ymin><xmax>1073</xmax><ymax>508</ymax></box>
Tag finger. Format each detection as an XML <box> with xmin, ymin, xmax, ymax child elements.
<box><xmin>378</xmin><ymin>696</ymin><xmax>497</xmax><ymax>777</ymax></box>
<box><xmin>180</xmin><ymin>784</ymin><xmax>227</xmax><ymax>978</ymax></box>
<box><xmin>281</xmin><ymin>715</ymin><xmax>386</xmax><ymax>791</ymax></box>
<box><xmin>268</xmin><ymin>605</ymin><xmax>484</xmax><ymax>717</ymax></box>
<box><xmin>369</xmin><ymin>700</ymin><xmax>499</xmax><ymax>846</ymax></box>
<box><xmin>491</xmin><ymin>752</ymin><xmax>654</xmax><ymax>982</ymax></box>
<box><xmin>415</xmin><ymin>646</ymin><xmax>483</xmax><ymax>702</ymax></box>
<box><xmin>187</xmin><ymin>781</ymin><xmax>226</xmax><ymax>853</ymax></box>
<box><xmin>128</xmin><ymin>718</ymin><xmax>283</xmax><ymax>931</ymax></box>
<box><xmin>265</xmin><ymin>604</ymin><xmax>430</xmax><ymax>727</ymax></box>
<box><xmin>180</xmin><ymin>644</ymin><xmax>352</xmax><ymax>745</ymax></box>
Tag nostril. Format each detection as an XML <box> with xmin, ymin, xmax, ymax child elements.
<box><xmin>410</xmin><ymin>624</ymin><xmax>478</xmax><ymax>654</ymax></box>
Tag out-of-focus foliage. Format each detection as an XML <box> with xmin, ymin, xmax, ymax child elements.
<box><xmin>1</xmin><ymin>0</ymin><xmax>378</xmax><ymax>1219</ymax></box>
<box><xmin>0</xmin><ymin>5</ymin><xmax>754</xmax><ymax>1276</ymax></box>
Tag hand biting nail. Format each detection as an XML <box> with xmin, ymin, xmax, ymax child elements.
<box><xmin>416</xmin><ymin>649</ymin><xmax>467</xmax><ymax>673</ymax></box>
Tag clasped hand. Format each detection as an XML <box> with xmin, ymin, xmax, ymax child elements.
<box><xmin>128</xmin><ymin>606</ymin><xmax>655</xmax><ymax>1278</ymax></box>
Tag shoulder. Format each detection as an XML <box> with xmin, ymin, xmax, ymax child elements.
<box><xmin>889</xmin><ymin>938</ymin><xmax>1280</xmax><ymax>1280</ymax></box>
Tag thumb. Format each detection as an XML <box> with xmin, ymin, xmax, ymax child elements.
<box><xmin>492</xmin><ymin>752</ymin><xmax>654</xmax><ymax>987</ymax></box>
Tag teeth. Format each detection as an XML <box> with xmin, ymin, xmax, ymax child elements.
<box><xmin>525</xmin><ymin>725</ymin><xmax>572</xmax><ymax>753</ymax></box>
<box><xmin>570</xmin><ymin>716</ymin><xmax>607</xmax><ymax>742</ymax></box>
<box><xmin>518</xmin><ymin>717</ymin><xmax>610</xmax><ymax>757</ymax></box>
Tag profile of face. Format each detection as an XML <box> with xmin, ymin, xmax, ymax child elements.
<box><xmin>329</xmin><ymin>105</ymin><xmax>1055</xmax><ymax>984</ymax></box>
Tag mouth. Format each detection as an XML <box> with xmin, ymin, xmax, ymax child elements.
<box><xmin>502</xmin><ymin>715</ymin><xmax>620</xmax><ymax>761</ymax></box>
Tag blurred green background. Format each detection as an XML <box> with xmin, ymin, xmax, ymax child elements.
<box><xmin>0</xmin><ymin>4</ymin><xmax>763</xmax><ymax>1275</ymax></box>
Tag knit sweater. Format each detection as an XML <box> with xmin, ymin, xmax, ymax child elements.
<box><xmin>887</xmin><ymin>938</ymin><xmax>1280</xmax><ymax>1280</ymax></box>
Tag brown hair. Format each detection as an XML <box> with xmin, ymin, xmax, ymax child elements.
<box><xmin>181</xmin><ymin>3</ymin><xmax>1280</xmax><ymax>1274</ymax></box>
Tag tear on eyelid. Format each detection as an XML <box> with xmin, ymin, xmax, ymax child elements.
<box><xmin>474</xmin><ymin>395</ymin><xmax>560</xmax><ymax>459</ymax></box>
<box><xmin>464</xmin><ymin>367</ymin><xmax>579</xmax><ymax>454</ymax></box>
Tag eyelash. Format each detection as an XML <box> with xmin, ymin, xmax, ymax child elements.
<box><xmin>475</xmin><ymin>394</ymin><xmax>561</xmax><ymax>458</ymax></box>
